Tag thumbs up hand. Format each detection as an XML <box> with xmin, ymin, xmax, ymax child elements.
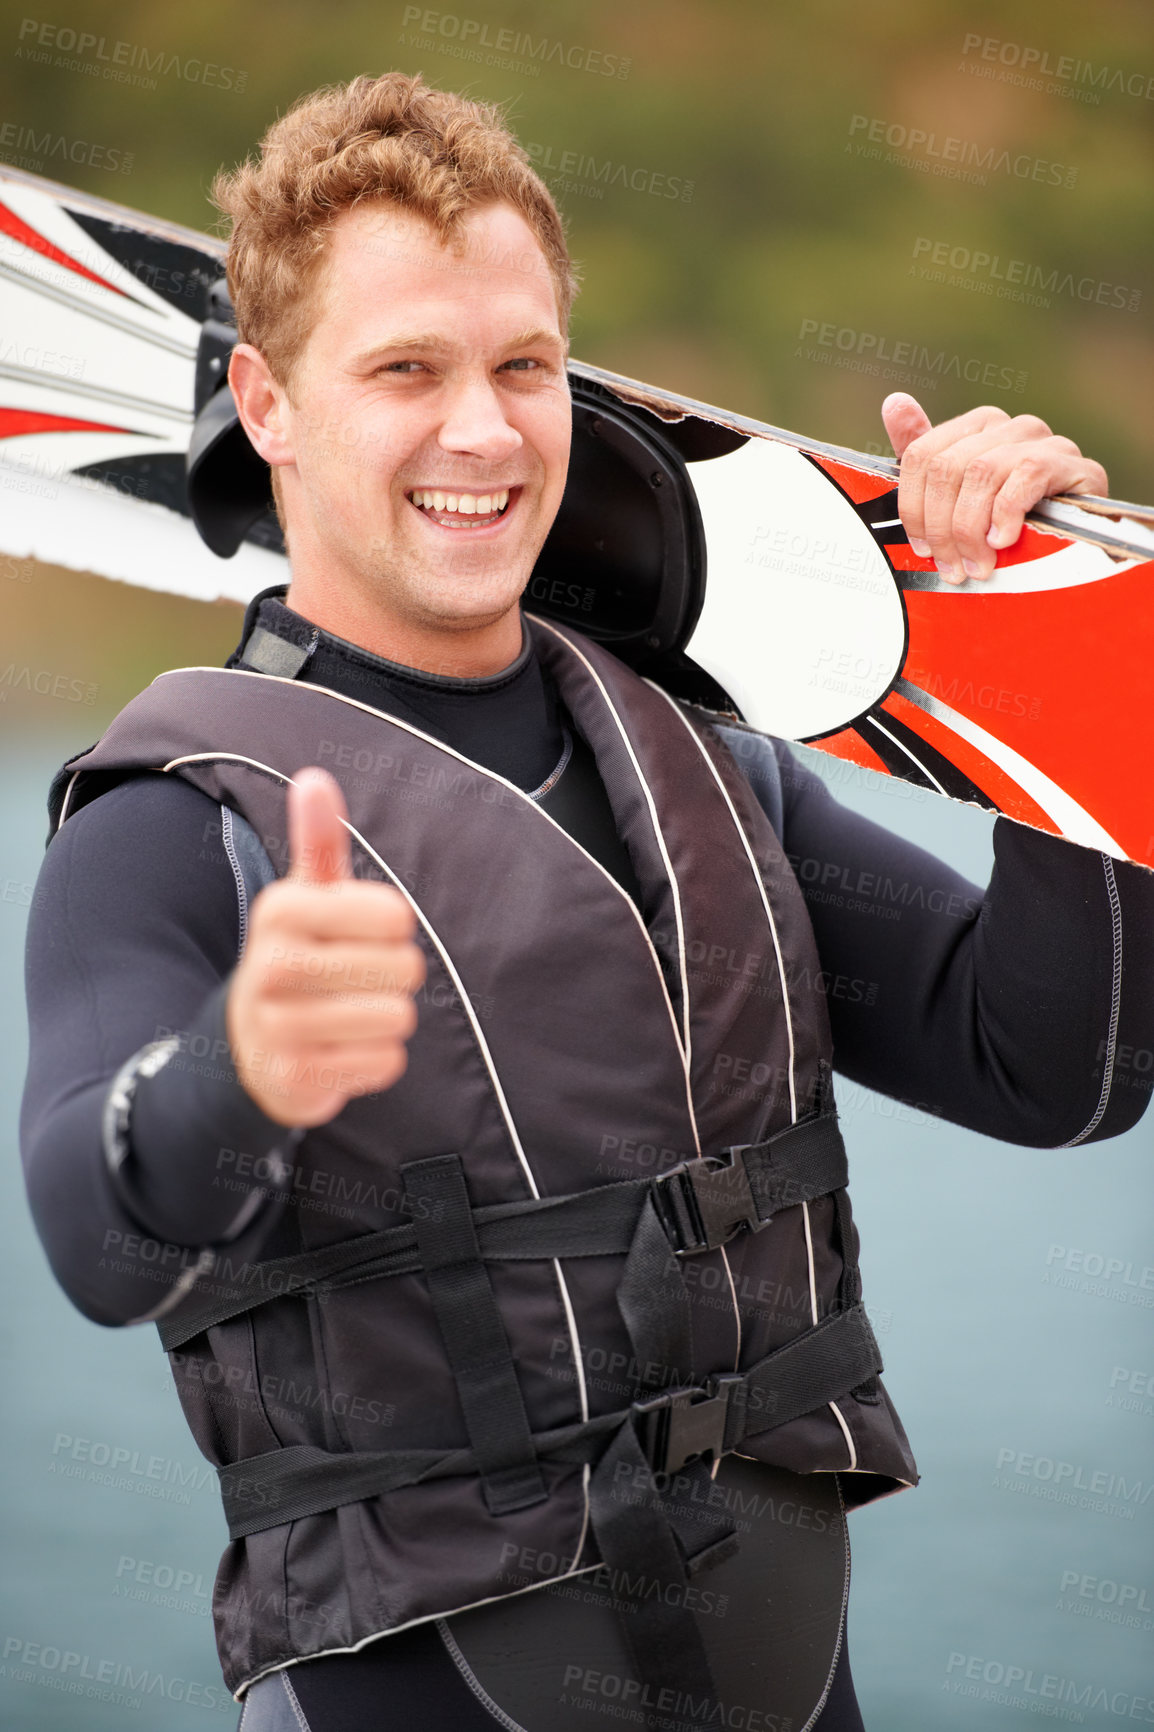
<box><xmin>226</xmin><ymin>767</ymin><xmax>425</xmax><ymax>1127</ymax></box>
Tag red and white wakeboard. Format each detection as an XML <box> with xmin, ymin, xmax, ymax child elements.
<box><xmin>2</xmin><ymin>163</ymin><xmax>1152</xmax><ymax>866</ymax></box>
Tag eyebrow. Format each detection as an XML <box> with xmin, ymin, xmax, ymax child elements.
<box><xmin>350</xmin><ymin>326</ymin><xmax>567</xmax><ymax>367</ymax></box>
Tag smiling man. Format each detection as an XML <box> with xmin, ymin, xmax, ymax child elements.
<box><xmin>229</xmin><ymin>197</ymin><xmax>572</xmax><ymax>676</ymax></box>
<box><xmin>20</xmin><ymin>71</ymin><xmax>1154</xmax><ymax>1732</ymax></box>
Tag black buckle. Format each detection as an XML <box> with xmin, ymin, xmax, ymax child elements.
<box><xmin>632</xmin><ymin>1375</ymin><xmax>742</xmax><ymax>1475</ymax></box>
<box><xmin>653</xmin><ymin>1153</ymin><xmax>761</xmax><ymax>1256</ymax></box>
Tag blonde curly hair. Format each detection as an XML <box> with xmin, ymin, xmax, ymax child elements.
<box><xmin>212</xmin><ymin>70</ymin><xmax>579</xmax><ymax>393</ymax></box>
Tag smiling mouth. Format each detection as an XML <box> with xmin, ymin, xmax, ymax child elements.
<box><xmin>406</xmin><ymin>485</ymin><xmax>517</xmax><ymax>529</ymax></box>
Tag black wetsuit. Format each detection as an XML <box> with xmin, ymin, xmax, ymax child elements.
<box><xmin>20</xmin><ymin>588</ymin><xmax>1154</xmax><ymax>1731</ymax></box>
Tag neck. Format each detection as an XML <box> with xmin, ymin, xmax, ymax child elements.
<box><xmin>281</xmin><ymin>577</ymin><xmax>525</xmax><ymax>679</ymax></box>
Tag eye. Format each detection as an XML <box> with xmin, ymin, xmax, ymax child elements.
<box><xmin>500</xmin><ymin>357</ymin><xmax>542</xmax><ymax>372</ymax></box>
<box><xmin>379</xmin><ymin>360</ymin><xmax>426</xmax><ymax>374</ymax></box>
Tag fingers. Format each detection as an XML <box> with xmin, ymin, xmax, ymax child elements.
<box><xmin>288</xmin><ymin>767</ymin><xmax>352</xmax><ymax>884</ymax></box>
<box><xmin>249</xmin><ymin>1039</ymin><xmax>412</xmax><ymax>1129</ymax></box>
<box><xmin>893</xmin><ymin>405</ymin><xmax>1012</xmax><ymax>569</ymax></box>
<box><xmin>881</xmin><ymin>392</ymin><xmax>933</xmax><ymax>460</ymax></box>
<box><xmin>257</xmin><ymin>937</ymin><xmax>426</xmax><ymax>998</ymax></box>
<box><xmin>892</xmin><ymin>407</ymin><xmax>1107</xmax><ymax>582</ymax></box>
<box><xmin>255</xmin><ymin>880</ymin><xmax>419</xmax><ymax>945</ymax></box>
<box><xmin>986</xmin><ymin>447</ymin><xmax>1109</xmax><ymax>553</ymax></box>
<box><xmin>230</xmin><ymin>771</ymin><xmax>426</xmax><ymax>1124</ymax></box>
<box><xmin>256</xmin><ymin>989</ymin><xmax>419</xmax><ymax>1050</ymax></box>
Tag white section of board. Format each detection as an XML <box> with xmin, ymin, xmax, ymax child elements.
<box><xmin>0</xmin><ymin>454</ymin><xmax>283</xmax><ymax>604</ymax></box>
<box><xmin>900</xmin><ymin>536</ymin><xmax>1118</xmax><ymax>593</ymax></box>
<box><xmin>0</xmin><ymin>271</ymin><xmax>196</xmax><ymax>428</ymax></box>
<box><xmin>0</xmin><ymin>179</ymin><xmax>202</xmax><ymax>346</ymax></box>
<box><xmin>683</xmin><ymin>439</ymin><xmax>905</xmax><ymax>737</ymax></box>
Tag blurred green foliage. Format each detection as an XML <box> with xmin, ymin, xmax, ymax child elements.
<box><xmin>3</xmin><ymin>0</ymin><xmax>1152</xmax><ymax>492</ymax></box>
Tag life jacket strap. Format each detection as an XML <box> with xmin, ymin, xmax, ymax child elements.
<box><xmin>158</xmin><ymin>1109</ymin><xmax>849</xmax><ymax>1352</ymax></box>
<box><xmin>402</xmin><ymin>1153</ymin><xmax>548</xmax><ymax>1516</ymax></box>
<box><xmin>216</xmin><ymin>1300</ymin><xmax>881</xmax><ymax>1540</ymax></box>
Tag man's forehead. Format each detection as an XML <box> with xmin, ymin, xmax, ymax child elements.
<box><xmin>328</xmin><ymin>198</ymin><xmax>556</xmax><ymax>296</ymax></box>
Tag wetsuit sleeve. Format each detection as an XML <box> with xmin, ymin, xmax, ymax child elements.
<box><xmin>20</xmin><ymin>773</ymin><xmax>297</xmax><ymax>1328</ymax></box>
<box><xmin>770</xmin><ymin>744</ymin><xmax>1154</xmax><ymax>1146</ymax></box>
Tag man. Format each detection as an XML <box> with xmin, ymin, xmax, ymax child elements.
<box><xmin>20</xmin><ymin>72</ymin><xmax>1153</xmax><ymax>1732</ymax></box>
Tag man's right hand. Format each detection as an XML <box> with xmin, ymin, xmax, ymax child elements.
<box><xmin>226</xmin><ymin>767</ymin><xmax>426</xmax><ymax>1127</ymax></box>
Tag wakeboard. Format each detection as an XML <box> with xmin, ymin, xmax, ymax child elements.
<box><xmin>3</xmin><ymin>162</ymin><xmax>1153</xmax><ymax>866</ymax></box>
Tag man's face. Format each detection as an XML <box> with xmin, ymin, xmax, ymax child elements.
<box><xmin>268</xmin><ymin>199</ymin><xmax>572</xmax><ymax>639</ymax></box>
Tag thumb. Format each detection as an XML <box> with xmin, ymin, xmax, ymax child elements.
<box><xmin>881</xmin><ymin>392</ymin><xmax>933</xmax><ymax>460</ymax></box>
<box><xmin>287</xmin><ymin>767</ymin><xmax>352</xmax><ymax>884</ymax></box>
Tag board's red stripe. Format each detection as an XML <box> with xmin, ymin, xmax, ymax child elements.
<box><xmin>902</xmin><ymin>569</ymin><xmax>1154</xmax><ymax>865</ymax></box>
<box><xmin>0</xmin><ymin>408</ymin><xmax>132</xmax><ymax>438</ymax></box>
<box><xmin>808</xmin><ymin>726</ymin><xmax>889</xmax><ymax>774</ymax></box>
<box><xmin>808</xmin><ymin>454</ymin><xmax>895</xmax><ymax>505</ymax></box>
<box><xmin>0</xmin><ymin>200</ymin><xmax>128</xmax><ymax>298</ymax></box>
<box><xmin>879</xmin><ymin>688</ymin><xmax>1058</xmax><ymax>835</ymax></box>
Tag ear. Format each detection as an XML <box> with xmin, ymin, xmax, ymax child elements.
<box><xmin>229</xmin><ymin>343</ymin><xmax>296</xmax><ymax>468</ymax></box>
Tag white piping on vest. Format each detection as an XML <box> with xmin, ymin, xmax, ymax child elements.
<box><xmin>162</xmin><ymin>749</ymin><xmax>592</xmax><ymax>1437</ymax></box>
<box><xmin>720</xmin><ymin>1243</ymin><xmax>741</xmax><ymax>1371</ymax></box>
<box><xmin>531</xmin><ymin>621</ymin><xmax>700</xmax><ymax>1149</ymax></box>
<box><xmin>56</xmin><ymin>767</ymin><xmax>81</xmax><ymax>829</ymax></box>
<box><xmin>233</xmin><ymin>1557</ymin><xmax>609</xmax><ymax>1702</ymax></box>
<box><xmin>801</xmin><ymin>1201</ymin><xmax>819</xmax><ymax>1325</ymax></box>
<box><xmin>645</xmin><ymin>683</ymin><xmax>799</xmax><ymax>1123</ymax></box>
<box><xmin>802</xmin><ymin>1199</ymin><xmax>857</xmax><ymax>1470</ymax></box>
<box><xmin>151</xmin><ymin>663</ymin><xmax>689</xmax><ymax>1085</ymax></box>
<box><xmin>828</xmin><ymin>1401</ymin><xmax>858</xmax><ymax>1473</ymax></box>
<box><xmin>164</xmin><ymin>749</ymin><xmax>596</xmax><ymax>1559</ymax></box>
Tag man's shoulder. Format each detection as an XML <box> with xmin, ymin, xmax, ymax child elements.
<box><xmin>674</xmin><ymin>706</ymin><xmax>788</xmax><ymax>838</ymax></box>
<box><xmin>46</xmin><ymin>768</ymin><xmax>227</xmax><ymax>863</ymax></box>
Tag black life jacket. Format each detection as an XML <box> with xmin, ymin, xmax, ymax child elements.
<box><xmin>55</xmin><ymin>615</ymin><xmax>917</xmax><ymax>1706</ymax></box>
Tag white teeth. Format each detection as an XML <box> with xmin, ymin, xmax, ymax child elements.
<box><xmin>410</xmin><ymin>486</ymin><xmax>512</xmax><ymax>517</ymax></box>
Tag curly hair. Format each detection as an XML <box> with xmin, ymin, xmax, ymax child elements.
<box><xmin>211</xmin><ymin>70</ymin><xmax>580</xmax><ymax>393</ymax></box>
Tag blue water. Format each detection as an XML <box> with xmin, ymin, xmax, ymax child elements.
<box><xmin>1</xmin><ymin>735</ymin><xmax>1150</xmax><ymax>1730</ymax></box>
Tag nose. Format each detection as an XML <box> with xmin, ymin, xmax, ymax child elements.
<box><xmin>437</xmin><ymin>374</ymin><xmax>523</xmax><ymax>464</ymax></box>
